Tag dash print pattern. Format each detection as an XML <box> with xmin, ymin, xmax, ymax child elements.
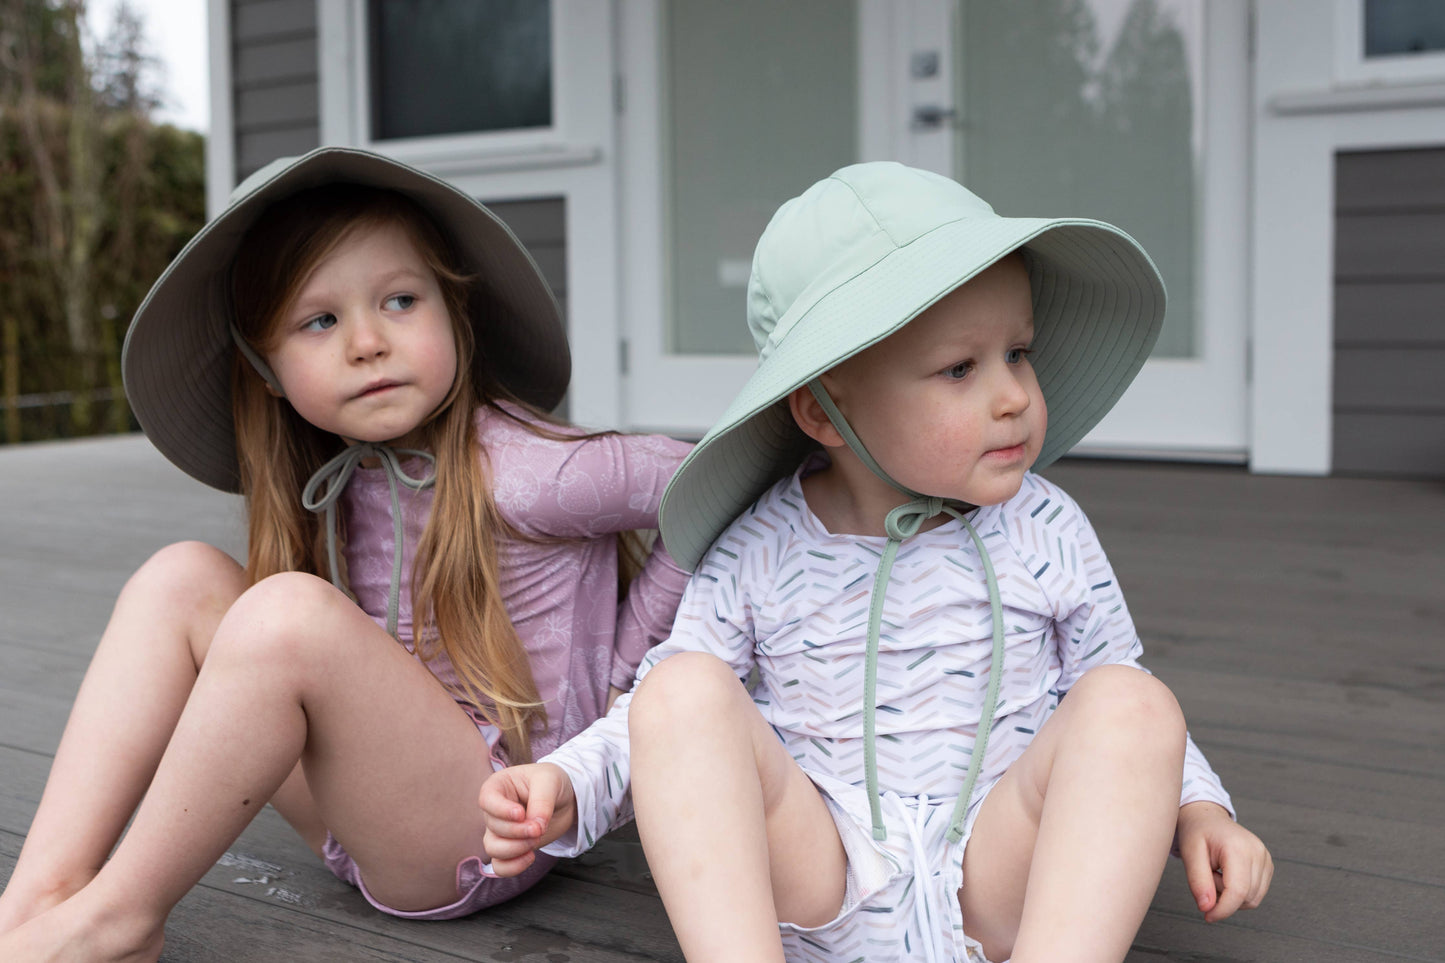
<box><xmin>545</xmin><ymin>467</ymin><xmax>1232</xmax><ymax>958</ymax></box>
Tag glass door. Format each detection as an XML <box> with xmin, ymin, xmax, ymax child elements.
<box><xmin>933</xmin><ymin>0</ymin><xmax>1250</xmax><ymax>458</ymax></box>
<box><xmin>618</xmin><ymin>0</ymin><xmax>861</xmax><ymax>434</ymax></box>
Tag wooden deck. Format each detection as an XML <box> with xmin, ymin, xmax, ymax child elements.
<box><xmin>1</xmin><ymin>434</ymin><xmax>1442</xmax><ymax>962</ymax></box>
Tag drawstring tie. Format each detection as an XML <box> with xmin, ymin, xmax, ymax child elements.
<box><xmin>302</xmin><ymin>443</ymin><xmax>436</xmax><ymax>637</ymax></box>
<box><xmin>809</xmin><ymin>381</ymin><xmax>1006</xmax><ymax>845</ymax></box>
<box><xmin>885</xmin><ymin>791</ymin><xmax>945</xmax><ymax>963</ymax></box>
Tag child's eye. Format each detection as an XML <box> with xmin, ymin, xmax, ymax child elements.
<box><xmin>944</xmin><ymin>360</ymin><xmax>973</xmax><ymax>380</ymax></box>
<box><xmin>1006</xmin><ymin>347</ymin><xmax>1032</xmax><ymax>364</ymax></box>
<box><xmin>302</xmin><ymin>313</ymin><xmax>337</xmax><ymax>332</ymax></box>
<box><xmin>384</xmin><ymin>294</ymin><xmax>416</xmax><ymax>311</ymax></box>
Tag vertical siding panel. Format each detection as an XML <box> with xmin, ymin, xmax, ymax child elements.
<box><xmin>1333</xmin><ymin>149</ymin><xmax>1445</xmax><ymax>478</ymax></box>
<box><xmin>230</xmin><ymin>0</ymin><xmax>320</xmax><ymax>180</ymax></box>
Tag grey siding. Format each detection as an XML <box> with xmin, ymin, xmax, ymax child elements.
<box><xmin>1333</xmin><ymin>148</ymin><xmax>1445</xmax><ymax>478</ymax></box>
<box><xmin>230</xmin><ymin>0</ymin><xmax>321</xmax><ymax>179</ymax></box>
<box><xmin>485</xmin><ymin>198</ymin><xmax>568</xmax><ymax>325</ymax></box>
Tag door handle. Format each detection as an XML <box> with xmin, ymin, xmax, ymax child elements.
<box><xmin>911</xmin><ymin>105</ymin><xmax>958</xmax><ymax>130</ymax></box>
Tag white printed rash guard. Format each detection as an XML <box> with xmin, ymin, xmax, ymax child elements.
<box><xmin>540</xmin><ymin>467</ymin><xmax>1233</xmax><ymax>856</ymax></box>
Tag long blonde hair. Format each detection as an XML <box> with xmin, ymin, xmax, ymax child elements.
<box><xmin>229</xmin><ymin>185</ymin><xmax>547</xmax><ymax>761</ymax></box>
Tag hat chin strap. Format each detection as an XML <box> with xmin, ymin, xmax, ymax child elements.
<box><xmin>229</xmin><ymin>322</ymin><xmax>286</xmax><ymax>397</ymax></box>
<box><xmin>806</xmin><ymin>379</ymin><xmax>1005</xmax><ymax>845</ymax></box>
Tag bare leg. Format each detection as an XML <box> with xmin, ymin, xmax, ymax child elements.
<box><xmin>0</xmin><ymin>572</ymin><xmax>497</xmax><ymax>962</ymax></box>
<box><xmin>629</xmin><ymin>652</ymin><xmax>847</xmax><ymax>963</ymax></box>
<box><xmin>959</xmin><ymin>665</ymin><xmax>1186</xmax><ymax>963</ymax></box>
<box><xmin>0</xmin><ymin>542</ymin><xmax>245</xmax><ymax>933</ymax></box>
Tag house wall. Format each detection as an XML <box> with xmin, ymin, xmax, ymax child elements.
<box><xmin>214</xmin><ymin>0</ymin><xmax>567</xmax><ymax>320</ymax></box>
<box><xmin>1333</xmin><ymin>148</ymin><xmax>1445</xmax><ymax>477</ymax></box>
<box><xmin>1252</xmin><ymin>0</ymin><xmax>1445</xmax><ymax>477</ymax></box>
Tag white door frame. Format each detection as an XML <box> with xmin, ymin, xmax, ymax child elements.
<box><xmin>614</xmin><ymin>0</ymin><xmax>759</xmax><ymax>434</ymax></box>
<box><xmin>314</xmin><ymin>0</ymin><xmax>625</xmax><ymax>430</ymax></box>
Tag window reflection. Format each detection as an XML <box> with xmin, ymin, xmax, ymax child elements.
<box><xmin>1364</xmin><ymin>0</ymin><xmax>1445</xmax><ymax>57</ymax></box>
<box><xmin>369</xmin><ymin>0</ymin><xmax>552</xmax><ymax>141</ymax></box>
<box><xmin>957</xmin><ymin>0</ymin><xmax>1200</xmax><ymax>358</ymax></box>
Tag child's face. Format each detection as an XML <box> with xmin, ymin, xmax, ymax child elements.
<box><xmin>264</xmin><ymin>221</ymin><xmax>459</xmax><ymax>447</ymax></box>
<box><xmin>821</xmin><ymin>255</ymin><xmax>1046</xmax><ymax>508</ymax></box>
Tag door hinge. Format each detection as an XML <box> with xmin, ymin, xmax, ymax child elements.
<box><xmin>614</xmin><ymin>73</ymin><xmax>625</xmax><ymax>115</ymax></box>
<box><xmin>619</xmin><ymin>337</ymin><xmax>630</xmax><ymax>375</ymax></box>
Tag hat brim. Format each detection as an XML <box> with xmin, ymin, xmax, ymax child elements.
<box><xmin>121</xmin><ymin>147</ymin><xmax>568</xmax><ymax>493</ymax></box>
<box><xmin>659</xmin><ymin>216</ymin><xmax>1164</xmax><ymax>572</ymax></box>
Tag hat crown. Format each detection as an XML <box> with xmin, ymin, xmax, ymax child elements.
<box><xmin>747</xmin><ymin>162</ymin><xmax>996</xmax><ymax>360</ymax></box>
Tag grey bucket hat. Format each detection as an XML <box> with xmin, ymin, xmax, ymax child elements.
<box><xmin>121</xmin><ymin>146</ymin><xmax>569</xmax><ymax>493</ymax></box>
<box><xmin>658</xmin><ymin>161</ymin><xmax>1165</xmax><ymax>571</ymax></box>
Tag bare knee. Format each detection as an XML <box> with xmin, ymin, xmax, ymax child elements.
<box><xmin>118</xmin><ymin>542</ymin><xmax>246</xmax><ymax>662</ymax></box>
<box><xmin>630</xmin><ymin>653</ymin><xmax>747</xmax><ymax>749</ymax></box>
<box><xmin>1065</xmin><ymin>665</ymin><xmax>1186</xmax><ymax>759</ymax></box>
<box><xmin>124</xmin><ymin>541</ymin><xmax>245</xmax><ymax>610</ymax></box>
<box><xmin>206</xmin><ymin>572</ymin><xmax>358</xmax><ymax>683</ymax></box>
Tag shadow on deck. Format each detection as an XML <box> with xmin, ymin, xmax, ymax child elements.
<box><xmin>1</xmin><ymin>434</ymin><xmax>1442</xmax><ymax>961</ymax></box>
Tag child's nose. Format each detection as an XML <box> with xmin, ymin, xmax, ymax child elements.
<box><xmin>347</xmin><ymin>313</ymin><xmax>388</xmax><ymax>360</ymax></box>
<box><xmin>994</xmin><ymin>368</ymin><xmax>1031</xmax><ymax>415</ymax></box>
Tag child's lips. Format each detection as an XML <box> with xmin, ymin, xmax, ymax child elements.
<box><xmin>355</xmin><ymin>379</ymin><xmax>402</xmax><ymax>399</ymax></box>
<box><xmin>985</xmin><ymin>442</ymin><xmax>1027</xmax><ymax>461</ymax></box>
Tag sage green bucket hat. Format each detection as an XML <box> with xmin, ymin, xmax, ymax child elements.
<box><xmin>121</xmin><ymin>146</ymin><xmax>568</xmax><ymax>493</ymax></box>
<box><xmin>658</xmin><ymin>161</ymin><xmax>1165</xmax><ymax>572</ymax></box>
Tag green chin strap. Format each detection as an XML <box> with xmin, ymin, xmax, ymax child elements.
<box><xmin>806</xmin><ymin>380</ymin><xmax>1006</xmax><ymax>844</ymax></box>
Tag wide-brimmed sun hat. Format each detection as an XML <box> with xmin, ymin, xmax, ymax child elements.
<box><xmin>121</xmin><ymin>146</ymin><xmax>569</xmax><ymax>493</ymax></box>
<box><xmin>658</xmin><ymin>161</ymin><xmax>1165</xmax><ymax>572</ymax></box>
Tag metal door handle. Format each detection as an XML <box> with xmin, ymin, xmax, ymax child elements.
<box><xmin>911</xmin><ymin>105</ymin><xmax>957</xmax><ymax>130</ymax></box>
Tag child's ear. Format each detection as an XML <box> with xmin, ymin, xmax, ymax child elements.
<box><xmin>788</xmin><ymin>384</ymin><xmax>845</xmax><ymax>448</ymax></box>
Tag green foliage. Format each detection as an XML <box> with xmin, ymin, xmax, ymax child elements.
<box><xmin>0</xmin><ymin>0</ymin><xmax>204</xmax><ymax>442</ymax></box>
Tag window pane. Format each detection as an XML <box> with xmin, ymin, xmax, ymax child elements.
<box><xmin>663</xmin><ymin>0</ymin><xmax>857</xmax><ymax>355</ymax></box>
<box><xmin>1365</xmin><ymin>0</ymin><xmax>1445</xmax><ymax>57</ymax></box>
<box><xmin>955</xmin><ymin>0</ymin><xmax>1202</xmax><ymax>359</ymax></box>
<box><xmin>369</xmin><ymin>0</ymin><xmax>551</xmax><ymax>141</ymax></box>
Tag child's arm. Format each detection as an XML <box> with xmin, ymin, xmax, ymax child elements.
<box><xmin>527</xmin><ymin>518</ymin><xmax>769</xmax><ymax>866</ymax></box>
<box><xmin>521</xmin><ymin>429</ymin><xmax>694</xmax><ymax>688</ymax></box>
<box><xmin>1034</xmin><ymin>478</ymin><xmax>1270</xmax><ymax>916</ymax></box>
<box><xmin>612</xmin><ymin>532</ymin><xmax>690</xmax><ymax>690</ymax></box>
<box><xmin>1040</xmin><ymin>480</ymin><xmax>1235</xmax><ymax>817</ymax></box>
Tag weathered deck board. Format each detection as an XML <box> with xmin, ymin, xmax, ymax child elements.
<box><xmin>2</xmin><ymin>435</ymin><xmax>1443</xmax><ymax>961</ymax></box>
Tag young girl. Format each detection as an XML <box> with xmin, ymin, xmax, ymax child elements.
<box><xmin>480</xmin><ymin>163</ymin><xmax>1273</xmax><ymax>962</ymax></box>
<box><xmin>0</xmin><ymin>147</ymin><xmax>691</xmax><ymax>961</ymax></box>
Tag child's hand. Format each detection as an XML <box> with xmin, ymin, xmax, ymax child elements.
<box><xmin>479</xmin><ymin>763</ymin><xmax>576</xmax><ymax>876</ymax></box>
<box><xmin>1176</xmin><ymin>800</ymin><xmax>1273</xmax><ymax>922</ymax></box>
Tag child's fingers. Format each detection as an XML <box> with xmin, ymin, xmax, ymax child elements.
<box><xmin>523</xmin><ymin>787</ymin><xmax>557</xmax><ymax>834</ymax></box>
<box><xmin>1243</xmin><ymin>850</ymin><xmax>1274</xmax><ymax>910</ymax></box>
<box><xmin>1180</xmin><ymin>836</ymin><xmax>1219</xmax><ymax>913</ymax></box>
<box><xmin>1204</xmin><ymin>858</ymin><xmax>1250</xmax><ymax>922</ymax></box>
<box><xmin>487</xmin><ymin>850</ymin><xmax>537</xmax><ymax>878</ymax></box>
<box><xmin>484</xmin><ymin>830</ymin><xmax>540</xmax><ymax>862</ymax></box>
<box><xmin>479</xmin><ymin>786</ymin><xmax>531</xmax><ymax>815</ymax></box>
<box><xmin>478</xmin><ymin>780</ymin><xmax>528</xmax><ymax>823</ymax></box>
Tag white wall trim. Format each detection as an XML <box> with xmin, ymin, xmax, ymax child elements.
<box><xmin>205</xmin><ymin>0</ymin><xmax>235</xmax><ymax>217</ymax></box>
<box><xmin>1270</xmin><ymin>80</ymin><xmax>1445</xmax><ymax>115</ymax></box>
<box><xmin>316</xmin><ymin>0</ymin><xmax>357</xmax><ymax>147</ymax></box>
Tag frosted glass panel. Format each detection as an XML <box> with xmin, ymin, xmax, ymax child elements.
<box><xmin>663</xmin><ymin>0</ymin><xmax>856</xmax><ymax>355</ymax></box>
<box><xmin>955</xmin><ymin>0</ymin><xmax>1201</xmax><ymax>358</ymax></box>
<box><xmin>369</xmin><ymin>0</ymin><xmax>551</xmax><ymax>141</ymax></box>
